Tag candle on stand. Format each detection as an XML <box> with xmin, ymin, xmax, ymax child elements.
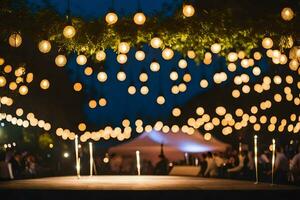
<box><xmin>254</xmin><ymin>135</ymin><xmax>258</xmax><ymax>184</ymax></box>
<box><xmin>271</xmin><ymin>139</ymin><xmax>276</xmax><ymax>185</ymax></box>
<box><xmin>136</xmin><ymin>150</ymin><xmax>141</xmax><ymax>176</ymax></box>
<box><xmin>239</xmin><ymin>142</ymin><xmax>242</xmax><ymax>154</ymax></box>
<box><xmin>75</xmin><ymin>135</ymin><xmax>80</xmax><ymax>178</ymax></box>
<box><xmin>89</xmin><ymin>142</ymin><xmax>93</xmax><ymax>177</ymax></box>
<box><xmin>185</xmin><ymin>152</ymin><xmax>189</xmax><ymax>165</ymax></box>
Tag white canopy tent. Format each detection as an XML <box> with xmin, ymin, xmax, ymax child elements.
<box><xmin>109</xmin><ymin>130</ymin><xmax>229</xmax><ymax>165</ymax></box>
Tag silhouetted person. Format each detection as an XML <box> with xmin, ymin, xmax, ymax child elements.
<box><xmin>154</xmin><ymin>154</ymin><xmax>169</xmax><ymax>175</ymax></box>
<box><xmin>274</xmin><ymin>146</ymin><xmax>288</xmax><ymax>184</ymax></box>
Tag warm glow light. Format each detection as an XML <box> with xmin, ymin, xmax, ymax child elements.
<box><xmin>156</xmin><ymin>96</ymin><xmax>165</xmax><ymax>105</ymax></box>
<box><xmin>200</xmin><ymin>79</ymin><xmax>208</xmax><ymax>88</ymax></box>
<box><xmin>128</xmin><ymin>85</ymin><xmax>136</xmax><ymax>95</ymax></box>
<box><xmin>96</xmin><ymin>50</ymin><xmax>106</xmax><ymax>61</ymax></box>
<box><xmin>19</xmin><ymin>85</ymin><xmax>28</xmax><ymax>95</ymax></box>
<box><xmin>183</xmin><ymin>4</ymin><xmax>195</xmax><ymax>17</ymax></box>
<box><xmin>169</xmin><ymin>71</ymin><xmax>178</xmax><ymax>81</ymax></box>
<box><xmin>178</xmin><ymin>59</ymin><xmax>188</xmax><ymax>69</ymax></box>
<box><xmin>281</xmin><ymin>7</ymin><xmax>294</xmax><ymax>21</ymax></box>
<box><xmin>55</xmin><ymin>55</ymin><xmax>67</xmax><ymax>67</ymax></box>
<box><xmin>162</xmin><ymin>48</ymin><xmax>174</xmax><ymax>60</ymax></box>
<box><xmin>97</xmin><ymin>71</ymin><xmax>107</xmax><ymax>82</ymax></box>
<box><xmin>40</xmin><ymin>79</ymin><xmax>50</xmax><ymax>90</ymax></box>
<box><xmin>63</xmin><ymin>25</ymin><xmax>76</xmax><ymax>39</ymax></box>
<box><xmin>211</xmin><ymin>43</ymin><xmax>221</xmax><ymax>54</ymax></box>
<box><xmin>150</xmin><ymin>37</ymin><xmax>163</xmax><ymax>49</ymax></box>
<box><xmin>140</xmin><ymin>86</ymin><xmax>149</xmax><ymax>95</ymax></box>
<box><xmin>133</xmin><ymin>12</ymin><xmax>146</xmax><ymax>25</ymax></box>
<box><xmin>172</xmin><ymin>107</ymin><xmax>181</xmax><ymax>117</ymax></box>
<box><xmin>262</xmin><ymin>37</ymin><xmax>273</xmax><ymax>49</ymax></box>
<box><xmin>9</xmin><ymin>33</ymin><xmax>22</xmax><ymax>47</ymax></box>
<box><xmin>227</xmin><ymin>52</ymin><xmax>238</xmax><ymax>62</ymax></box>
<box><xmin>135</xmin><ymin>50</ymin><xmax>145</xmax><ymax>61</ymax></box>
<box><xmin>78</xmin><ymin>123</ymin><xmax>86</xmax><ymax>131</ymax></box>
<box><xmin>117</xmin><ymin>71</ymin><xmax>126</xmax><ymax>81</ymax></box>
<box><xmin>118</xmin><ymin>42</ymin><xmax>130</xmax><ymax>54</ymax></box>
<box><xmin>99</xmin><ymin>98</ymin><xmax>107</xmax><ymax>107</ymax></box>
<box><xmin>105</xmin><ymin>12</ymin><xmax>118</xmax><ymax>25</ymax></box>
<box><xmin>204</xmin><ymin>133</ymin><xmax>212</xmax><ymax>141</ymax></box>
<box><xmin>38</xmin><ymin>40</ymin><xmax>51</xmax><ymax>53</ymax></box>
<box><xmin>0</xmin><ymin>76</ymin><xmax>6</xmax><ymax>87</ymax></box>
<box><xmin>117</xmin><ymin>54</ymin><xmax>128</xmax><ymax>64</ymax></box>
<box><xmin>73</xmin><ymin>82</ymin><xmax>82</xmax><ymax>92</ymax></box>
<box><xmin>76</xmin><ymin>55</ymin><xmax>87</xmax><ymax>65</ymax></box>
<box><xmin>150</xmin><ymin>61</ymin><xmax>160</xmax><ymax>72</ymax></box>
<box><xmin>84</xmin><ymin>67</ymin><xmax>93</xmax><ymax>76</ymax></box>
<box><xmin>187</xmin><ymin>50</ymin><xmax>196</xmax><ymax>59</ymax></box>
<box><xmin>89</xmin><ymin>100</ymin><xmax>97</xmax><ymax>109</ymax></box>
<box><xmin>139</xmin><ymin>72</ymin><xmax>148</xmax><ymax>82</ymax></box>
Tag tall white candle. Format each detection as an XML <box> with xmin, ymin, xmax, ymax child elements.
<box><xmin>239</xmin><ymin>142</ymin><xmax>242</xmax><ymax>154</ymax></box>
<box><xmin>136</xmin><ymin>150</ymin><xmax>141</xmax><ymax>176</ymax></box>
<box><xmin>254</xmin><ymin>135</ymin><xmax>258</xmax><ymax>184</ymax></box>
<box><xmin>89</xmin><ymin>142</ymin><xmax>93</xmax><ymax>176</ymax></box>
<box><xmin>271</xmin><ymin>139</ymin><xmax>276</xmax><ymax>185</ymax></box>
<box><xmin>75</xmin><ymin>135</ymin><xmax>80</xmax><ymax>178</ymax></box>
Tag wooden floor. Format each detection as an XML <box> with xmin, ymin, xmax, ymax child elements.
<box><xmin>0</xmin><ymin>176</ymin><xmax>299</xmax><ymax>200</ymax></box>
<box><xmin>0</xmin><ymin>175</ymin><xmax>298</xmax><ymax>190</ymax></box>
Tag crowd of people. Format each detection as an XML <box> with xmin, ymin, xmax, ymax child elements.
<box><xmin>1</xmin><ymin>143</ymin><xmax>300</xmax><ymax>186</ymax></box>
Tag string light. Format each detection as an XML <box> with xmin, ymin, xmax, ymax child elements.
<box><xmin>182</xmin><ymin>4</ymin><xmax>195</xmax><ymax>17</ymax></box>
<box><xmin>63</xmin><ymin>25</ymin><xmax>76</xmax><ymax>39</ymax></box>
<box><xmin>105</xmin><ymin>12</ymin><xmax>118</xmax><ymax>25</ymax></box>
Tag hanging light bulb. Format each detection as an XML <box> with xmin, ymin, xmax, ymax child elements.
<box><xmin>97</xmin><ymin>71</ymin><xmax>107</xmax><ymax>82</ymax></box>
<box><xmin>183</xmin><ymin>73</ymin><xmax>192</xmax><ymax>82</ymax></box>
<box><xmin>172</xmin><ymin>107</ymin><xmax>181</xmax><ymax>117</ymax></box>
<box><xmin>227</xmin><ymin>52</ymin><xmax>238</xmax><ymax>62</ymax></box>
<box><xmin>140</xmin><ymin>86</ymin><xmax>149</xmax><ymax>95</ymax></box>
<box><xmin>19</xmin><ymin>85</ymin><xmax>28</xmax><ymax>95</ymax></box>
<box><xmin>162</xmin><ymin>48</ymin><xmax>174</xmax><ymax>60</ymax></box>
<box><xmin>99</xmin><ymin>98</ymin><xmax>107</xmax><ymax>107</ymax></box>
<box><xmin>128</xmin><ymin>85</ymin><xmax>136</xmax><ymax>95</ymax></box>
<box><xmin>38</xmin><ymin>40</ymin><xmax>51</xmax><ymax>53</ymax></box>
<box><xmin>84</xmin><ymin>67</ymin><xmax>93</xmax><ymax>76</ymax></box>
<box><xmin>8</xmin><ymin>33</ymin><xmax>22</xmax><ymax>48</ymax></box>
<box><xmin>133</xmin><ymin>12</ymin><xmax>146</xmax><ymax>25</ymax></box>
<box><xmin>117</xmin><ymin>54</ymin><xmax>128</xmax><ymax>64</ymax></box>
<box><xmin>139</xmin><ymin>72</ymin><xmax>148</xmax><ymax>82</ymax></box>
<box><xmin>135</xmin><ymin>50</ymin><xmax>145</xmax><ymax>61</ymax></box>
<box><xmin>76</xmin><ymin>55</ymin><xmax>87</xmax><ymax>65</ymax></box>
<box><xmin>0</xmin><ymin>76</ymin><xmax>6</xmax><ymax>87</ymax></box>
<box><xmin>55</xmin><ymin>55</ymin><xmax>67</xmax><ymax>67</ymax></box>
<box><xmin>169</xmin><ymin>71</ymin><xmax>178</xmax><ymax>81</ymax></box>
<box><xmin>281</xmin><ymin>7</ymin><xmax>294</xmax><ymax>21</ymax></box>
<box><xmin>40</xmin><ymin>79</ymin><xmax>50</xmax><ymax>90</ymax></box>
<box><xmin>89</xmin><ymin>100</ymin><xmax>97</xmax><ymax>109</ymax></box>
<box><xmin>105</xmin><ymin>12</ymin><xmax>118</xmax><ymax>25</ymax></box>
<box><xmin>182</xmin><ymin>4</ymin><xmax>195</xmax><ymax>17</ymax></box>
<box><xmin>150</xmin><ymin>37</ymin><xmax>163</xmax><ymax>49</ymax></box>
<box><xmin>117</xmin><ymin>70</ymin><xmax>126</xmax><ymax>81</ymax></box>
<box><xmin>63</xmin><ymin>25</ymin><xmax>76</xmax><ymax>39</ymax></box>
<box><xmin>156</xmin><ymin>96</ymin><xmax>165</xmax><ymax>105</ymax></box>
<box><xmin>262</xmin><ymin>37</ymin><xmax>273</xmax><ymax>49</ymax></box>
<box><xmin>96</xmin><ymin>50</ymin><xmax>106</xmax><ymax>61</ymax></box>
<box><xmin>178</xmin><ymin>59</ymin><xmax>188</xmax><ymax>69</ymax></box>
<box><xmin>200</xmin><ymin>79</ymin><xmax>208</xmax><ymax>88</ymax></box>
<box><xmin>73</xmin><ymin>82</ymin><xmax>82</xmax><ymax>92</ymax></box>
<box><xmin>150</xmin><ymin>61</ymin><xmax>160</xmax><ymax>72</ymax></box>
<box><xmin>211</xmin><ymin>43</ymin><xmax>221</xmax><ymax>54</ymax></box>
<box><xmin>118</xmin><ymin>42</ymin><xmax>130</xmax><ymax>54</ymax></box>
<box><xmin>187</xmin><ymin>50</ymin><xmax>196</xmax><ymax>59</ymax></box>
